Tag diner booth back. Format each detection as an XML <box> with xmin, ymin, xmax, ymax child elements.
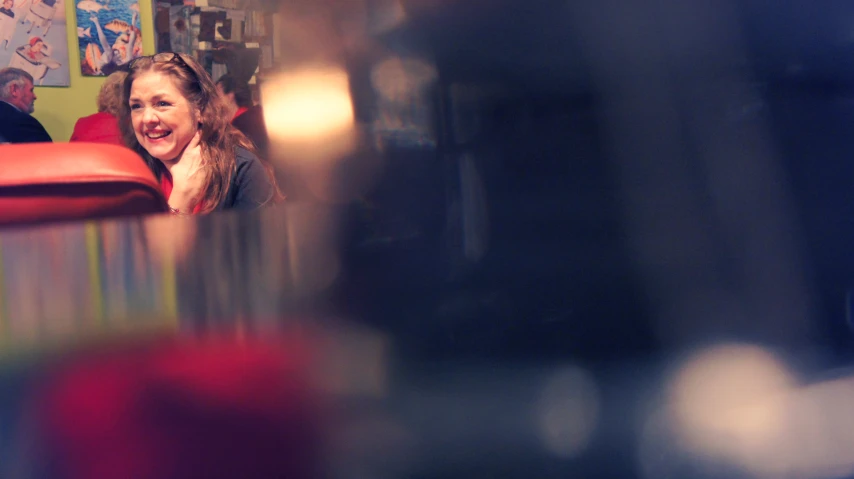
<box><xmin>0</xmin><ymin>143</ymin><xmax>168</xmax><ymax>227</ymax></box>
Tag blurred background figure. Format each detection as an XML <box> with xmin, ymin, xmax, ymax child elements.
<box><xmin>0</xmin><ymin>66</ymin><xmax>51</xmax><ymax>142</ymax></box>
<box><xmin>215</xmin><ymin>72</ymin><xmax>251</xmax><ymax>121</ymax></box>
<box><xmin>69</xmin><ymin>70</ymin><xmax>126</xmax><ymax>145</ymax></box>
<box><xmin>216</xmin><ymin>72</ymin><xmax>269</xmax><ymax>160</ymax></box>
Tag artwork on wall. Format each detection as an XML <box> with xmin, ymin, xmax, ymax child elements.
<box><xmin>0</xmin><ymin>0</ymin><xmax>70</xmax><ymax>86</ymax></box>
<box><xmin>76</xmin><ymin>0</ymin><xmax>141</xmax><ymax>76</ymax></box>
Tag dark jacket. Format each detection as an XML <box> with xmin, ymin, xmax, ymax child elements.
<box><xmin>0</xmin><ymin>101</ymin><xmax>52</xmax><ymax>143</ymax></box>
<box><xmin>159</xmin><ymin>147</ymin><xmax>275</xmax><ymax>212</ymax></box>
<box><xmin>216</xmin><ymin>147</ymin><xmax>275</xmax><ymax>210</ymax></box>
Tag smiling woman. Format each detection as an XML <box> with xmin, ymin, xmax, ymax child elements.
<box><xmin>118</xmin><ymin>52</ymin><xmax>282</xmax><ymax>215</ymax></box>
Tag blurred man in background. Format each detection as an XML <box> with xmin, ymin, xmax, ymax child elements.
<box><xmin>217</xmin><ymin>73</ymin><xmax>269</xmax><ymax>160</ymax></box>
<box><xmin>0</xmin><ymin>67</ymin><xmax>51</xmax><ymax>143</ymax></box>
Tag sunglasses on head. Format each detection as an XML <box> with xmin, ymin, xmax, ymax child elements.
<box><xmin>127</xmin><ymin>52</ymin><xmax>194</xmax><ymax>73</ymax></box>
<box><xmin>126</xmin><ymin>52</ymin><xmax>208</xmax><ymax>100</ymax></box>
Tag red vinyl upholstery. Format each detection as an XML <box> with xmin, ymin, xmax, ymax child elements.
<box><xmin>0</xmin><ymin>142</ymin><xmax>167</xmax><ymax>227</ymax></box>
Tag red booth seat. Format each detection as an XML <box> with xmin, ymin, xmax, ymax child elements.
<box><xmin>0</xmin><ymin>142</ymin><xmax>167</xmax><ymax>227</ymax></box>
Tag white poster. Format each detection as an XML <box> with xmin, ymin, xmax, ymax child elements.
<box><xmin>0</xmin><ymin>0</ymin><xmax>70</xmax><ymax>86</ymax></box>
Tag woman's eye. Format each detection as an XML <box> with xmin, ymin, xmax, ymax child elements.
<box><xmin>157</xmin><ymin>101</ymin><xmax>170</xmax><ymax>107</ymax></box>
<box><xmin>129</xmin><ymin>104</ymin><xmax>141</xmax><ymax>110</ymax></box>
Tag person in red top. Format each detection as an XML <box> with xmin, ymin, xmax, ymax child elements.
<box><xmin>216</xmin><ymin>73</ymin><xmax>270</xmax><ymax>160</ymax></box>
<box><xmin>69</xmin><ymin>70</ymin><xmax>126</xmax><ymax>145</ymax></box>
<box><xmin>215</xmin><ymin>73</ymin><xmax>251</xmax><ymax>122</ymax></box>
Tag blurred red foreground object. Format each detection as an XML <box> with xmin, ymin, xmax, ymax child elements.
<box><xmin>0</xmin><ymin>143</ymin><xmax>168</xmax><ymax>227</ymax></box>
<box><xmin>34</xmin><ymin>336</ymin><xmax>320</xmax><ymax>479</ymax></box>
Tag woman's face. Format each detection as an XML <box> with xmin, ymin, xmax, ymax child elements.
<box><xmin>3</xmin><ymin>0</ymin><xmax>12</xmax><ymax>10</ymax></box>
<box><xmin>128</xmin><ymin>71</ymin><xmax>199</xmax><ymax>162</ymax></box>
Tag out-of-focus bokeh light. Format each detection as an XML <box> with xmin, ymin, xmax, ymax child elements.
<box><xmin>667</xmin><ymin>344</ymin><xmax>794</xmax><ymax>475</ymax></box>
<box><xmin>653</xmin><ymin>345</ymin><xmax>854</xmax><ymax>478</ymax></box>
<box><xmin>262</xmin><ymin>66</ymin><xmax>380</xmax><ymax>204</ymax></box>
<box><xmin>781</xmin><ymin>375</ymin><xmax>854</xmax><ymax>478</ymax></box>
<box><xmin>262</xmin><ymin>66</ymin><xmax>356</xmax><ymax>163</ymax></box>
<box><xmin>535</xmin><ymin>366</ymin><xmax>599</xmax><ymax>458</ymax></box>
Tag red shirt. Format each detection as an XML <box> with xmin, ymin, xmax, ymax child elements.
<box><xmin>69</xmin><ymin>112</ymin><xmax>123</xmax><ymax>145</ymax></box>
<box><xmin>233</xmin><ymin>106</ymin><xmax>249</xmax><ymax>122</ymax></box>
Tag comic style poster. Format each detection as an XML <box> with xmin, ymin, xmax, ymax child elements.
<box><xmin>0</xmin><ymin>0</ymin><xmax>70</xmax><ymax>86</ymax></box>
<box><xmin>76</xmin><ymin>0</ymin><xmax>141</xmax><ymax>76</ymax></box>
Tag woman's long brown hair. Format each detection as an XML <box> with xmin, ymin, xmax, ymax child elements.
<box><xmin>118</xmin><ymin>52</ymin><xmax>280</xmax><ymax>213</ymax></box>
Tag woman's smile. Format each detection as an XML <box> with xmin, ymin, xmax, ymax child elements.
<box><xmin>144</xmin><ymin>129</ymin><xmax>172</xmax><ymax>141</ymax></box>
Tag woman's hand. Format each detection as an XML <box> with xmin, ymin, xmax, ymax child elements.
<box><xmin>167</xmin><ymin>131</ymin><xmax>206</xmax><ymax>213</ymax></box>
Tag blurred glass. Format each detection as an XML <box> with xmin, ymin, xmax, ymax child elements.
<box><xmin>6</xmin><ymin>0</ymin><xmax>854</xmax><ymax>478</ymax></box>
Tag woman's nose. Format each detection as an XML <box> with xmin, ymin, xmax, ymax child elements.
<box><xmin>141</xmin><ymin>107</ymin><xmax>158</xmax><ymax>125</ymax></box>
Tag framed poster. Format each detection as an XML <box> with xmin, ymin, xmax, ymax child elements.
<box><xmin>76</xmin><ymin>0</ymin><xmax>141</xmax><ymax>76</ymax></box>
<box><xmin>0</xmin><ymin>0</ymin><xmax>70</xmax><ymax>86</ymax></box>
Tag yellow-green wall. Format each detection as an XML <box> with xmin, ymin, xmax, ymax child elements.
<box><xmin>32</xmin><ymin>0</ymin><xmax>155</xmax><ymax>141</ymax></box>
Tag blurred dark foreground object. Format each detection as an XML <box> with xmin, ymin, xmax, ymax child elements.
<box><xmin>29</xmin><ymin>335</ymin><xmax>320</xmax><ymax>479</ymax></box>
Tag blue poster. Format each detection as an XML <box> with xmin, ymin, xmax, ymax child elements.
<box><xmin>75</xmin><ymin>0</ymin><xmax>140</xmax><ymax>76</ymax></box>
<box><xmin>0</xmin><ymin>0</ymin><xmax>70</xmax><ymax>86</ymax></box>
